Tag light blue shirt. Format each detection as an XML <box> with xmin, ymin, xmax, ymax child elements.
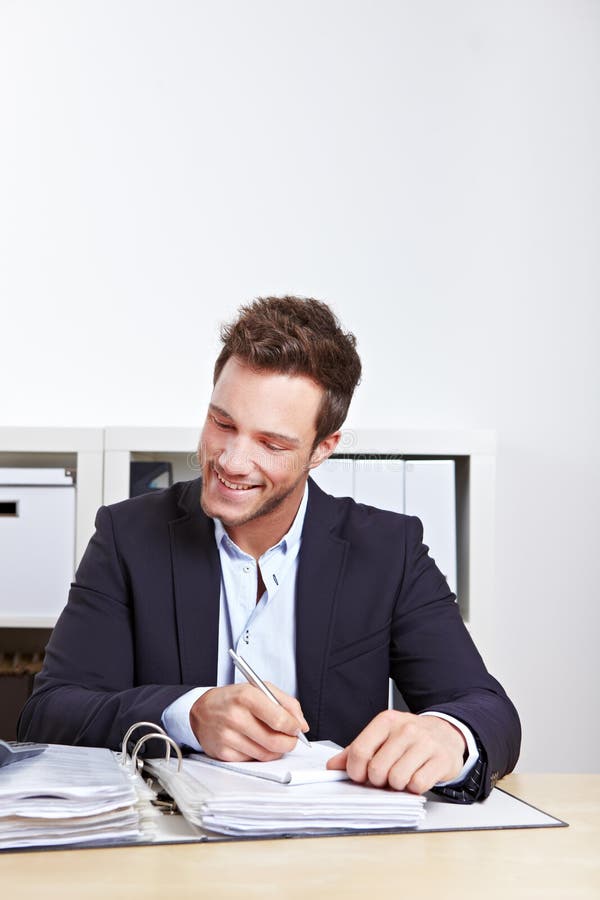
<box><xmin>162</xmin><ymin>486</ymin><xmax>308</xmax><ymax>750</ymax></box>
<box><xmin>162</xmin><ymin>483</ymin><xmax>478</xmax><ymax>785</ymax></box>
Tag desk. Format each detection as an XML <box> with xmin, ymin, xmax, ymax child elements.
<box><xmin>0</xmin><ymin>774</ymin><xmax>598</xmax><ymax>899</ymax></box>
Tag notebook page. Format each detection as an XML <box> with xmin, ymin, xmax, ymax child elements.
<box><xmin>188</xmin><ymin>741</ymin><xmax>349</xmax><ymax>785</ymax></box>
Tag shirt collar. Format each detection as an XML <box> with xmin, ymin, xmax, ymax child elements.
<box><xmin>213</xmin><ymin>481</ymin><xmax>309</xmax><ymax>559</ymax></box>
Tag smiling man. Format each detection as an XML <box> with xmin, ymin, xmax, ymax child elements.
<box><xmin>200</xmin><ymin>359</ymin><xmax>334</xmax><ymax>554</ymax></box>
<box><xmin>19</xmin><ymin>296</ymin><xmax>520</xmax><ymax>801</ymax></box>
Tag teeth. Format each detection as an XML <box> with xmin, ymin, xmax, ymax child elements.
<box><xmin>216</xmin><ymin>471</ymin><xmax>254</xmax><ymax>491</ymax></box>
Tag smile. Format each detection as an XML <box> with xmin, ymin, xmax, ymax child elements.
<box><xmin>215</xmin><ymin>470</ymin><xmax>257</xmax><ymax>491</ymax></box>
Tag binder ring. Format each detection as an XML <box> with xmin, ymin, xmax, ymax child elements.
<box><xmin>131</xmin><ymin>733</ymin><xmax>183</xmax><ymax>773</ymax></box>
<box><xmin>121</xmin><ymin>721</ymin><xmax>169</xmax><ymax>764</ymax></box>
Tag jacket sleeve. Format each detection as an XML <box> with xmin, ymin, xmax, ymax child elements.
<box><xmin>17</xmin><ymin>505</ymin><xmax>195</xmax><ymax>751</ymax></box>
<box><xmin>391</xmin><ymin>516</ymin><xmax>521</xmax><ymax>800</ymax></box>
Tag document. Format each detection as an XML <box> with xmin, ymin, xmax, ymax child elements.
<box><xmin>146</xmin><ymin>755</ymin><xmax>427</xmax><ymax>836</ymax></box>
<box><xmin>187</xmin><ymin>740</ymin><xmax>350</xmax><ymax>785</ymax></box>
<box><xmin>146</xmin><ymin>754</ymin><xmax>567</xmax><ymax>842</ymax></box>
<box><xmin>0</xmin><ymin>725</ymin><xmax>567</xmax><ymax>853</ymax></box>
<box><xmin>0</xmin><ymin>744</ymin><xmax>157</xmax><ymax>849</ymax></box>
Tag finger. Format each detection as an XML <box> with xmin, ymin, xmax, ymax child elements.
<box><xmin>213</xmin><ymin>728</ymin><xmax>289</xmax><ymax>764</ymax></box>
<box><xmin>263</xmin><ymin>683</ymin><xmax>310</xmax><ymax>732</ymax></box>
<box><xmin>206</xmin><ymin>702</ymin><xmax>298</xmax><ymax>759</ymax></box>
<box><xmin>343</xmin><ymin>712</ymin><xmax>397</xmax><ymax>783</ymax></box>
<box><xmin>229</xmin><ymin>701</ymin><xmax>300</xmax><ymax>755</ymax></box>
<box><xmin>386</xmin><ymin>744</ymin><xmax>433</xmax><ymax>792</ymax></box>
<box><xmin>192</xmin><ymin>684</ymin><xmax>304</xmax><ymax>758</ymax></box>
<box><xmin>366</xmin><ymin>723</ymin><xmax>434</xmax><ymax>787</ymax></box>
<box><xmin>244</xmin><ymin>686</ymin><xmax>308</xmax><ymax>738</ymax></box>
<box><xmin>405</xmin><ymin>759</ymin><xmax>444</xmax><ymax>796</ymax></box>
<box><xmin>326</xmin><ymin>748</ymin><xmax>349</xmax><ymax>770</ymax></box>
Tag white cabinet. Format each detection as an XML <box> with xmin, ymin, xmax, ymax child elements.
<box><xmin>310</xmin><ymin>458</ymin><xmax>354</xmax><ymax>498</ymax></box>
<box><xmin>311</xmin><ymin>457</ymin><xmax>406</xmax><ymax>513</ymax></box>
<box><xmin>312</xmin><ymin>456</ymin><xmax>456</xmax><ymax>594</ymax></box>
<box><xmin>0</xmin><ymin>469</ymin><xmax>75</xmax><ymax>625</ymax></box>
<box><xmin>302</xmin><ymin>429</ymin><xmax>495</xmax><ymax>657</ymax></box>
<box><xmin>405</xmin><ymin>460</ymin><xmax>457</xmax><ymax>595</ymax></box>
<box><xmin>354</xmin><ymin>458</ymin><xmax>405</xmax><ymax>514</ymax></box>
<box><xmin>0</xmin><ymin>428</ymin><xmax>104</xmax><ymax>628</ymax></box>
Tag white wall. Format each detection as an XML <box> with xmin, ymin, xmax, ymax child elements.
<box><xmin>1</xmin><ymin>1</ymin><xmax>598</xmax><ymax>773</ymax></box>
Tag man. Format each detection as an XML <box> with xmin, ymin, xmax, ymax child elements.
<box><xmin>19</xmin><ymin>296</ymin><xmax>520</xmax><ymax>801</ymax></box>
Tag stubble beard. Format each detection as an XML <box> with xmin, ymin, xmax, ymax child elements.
<box><xmin>200</xmin><ymin>466</ymin><xmax>308</xmax><ymax>529</ymax></box>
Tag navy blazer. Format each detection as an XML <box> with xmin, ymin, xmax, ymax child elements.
<box><xmin>19</xmin><ymin>477</ymin><xmax>520</xmax><ymax>799</ymax></box>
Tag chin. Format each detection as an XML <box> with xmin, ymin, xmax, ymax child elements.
<box><xmin>200</xmin><ymin>481</ymin><xmax>256</xmax><ymax>526</ymax></box>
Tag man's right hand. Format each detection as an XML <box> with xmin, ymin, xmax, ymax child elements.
<box><xmin>189</xmin><ymin>683</ymin><xmax>309</xmax><ymax>762</ymax></box>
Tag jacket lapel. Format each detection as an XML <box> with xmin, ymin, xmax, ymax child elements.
<box><xmin>296</xmin><ymin>480</ymin><xmax>349</xmax><ymax>739</ymax></box>
<box><xmin>169</xmin><ymin>479</ymin><xmax>221</xmax><ymax>685</ymax></box>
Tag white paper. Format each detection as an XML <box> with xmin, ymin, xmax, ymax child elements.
<box><xmin>188</xmin><ymin>740</ymin><xmax>349</xmax><ymax>785</ymax></box>
<box><xmin>0</xmin><ymin>744</ymin><xmax>155</xmax><ymax>850</ymax></box>
<box><xmin>146</xmin><ymin>756</ymin><xmax>426</xmax><ymax>836</ymax></box>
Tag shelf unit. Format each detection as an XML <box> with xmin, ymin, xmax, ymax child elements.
<box><xmin>0</xmin><ymin>425</ymin><xmax>496</xmax><ymax>738</ymax></box>
<box><xmin>103</xmin><ymin>426</ymin><xmax>202</xmax><ymax>506</ymax></box>
<box><xmin>0</xmin><ymin>425</ymin><xmax>496</xmax><ymax>652</ymax></box>
<box><xmin>0</xmin><ymin>428</ymin><xmax>105</xmax><ymax>737</ymax></box>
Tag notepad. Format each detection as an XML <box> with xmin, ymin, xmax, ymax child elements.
<box><xmin>188</xmin><ymin>740</ymin><xmax>350</xmax><ymax>785</ymax></box>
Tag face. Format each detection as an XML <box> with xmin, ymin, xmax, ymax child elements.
<box><xmin>199</xmin><ymin>357</ymin><xmax>338</xmax><ymax>539</ymax></box>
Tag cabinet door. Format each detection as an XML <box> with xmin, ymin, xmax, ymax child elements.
<box><xmin>0</xmin><ymin>486</ymin><xmax>75</xmax><ymax>621</ymax></box>
<box><xmin>310</xmin><ymin>458</ymin><xmax>354</xmax><ymax>498</ymax></box>
<box><xmin>354</xmin><ymin>458</ymin><xmax>405</xmax><ymax>513</ymax></box>
<box><xmin>404</xmin><ymin>461</ymin><xmax>457</xmax><ymax>595</ymax></box>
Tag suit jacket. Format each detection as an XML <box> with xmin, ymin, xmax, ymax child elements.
<box><xmin>18</xmin><ymin>477</ymin><xmax>520</xmax><ymax>799</ymax></box>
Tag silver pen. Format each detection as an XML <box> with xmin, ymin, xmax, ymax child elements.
<box><xmin>228</xmin><ymin>648</ymin><xmax>311</xmax><ymax>748</ymax></box>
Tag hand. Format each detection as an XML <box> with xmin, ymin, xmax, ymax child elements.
<box><xmin>326</xmin><ymin>710</ymin><xmax>466</xmax><ymax>794</ymax></box>
<box><xmin>190</xmin><ymin>683</ymin><xmax>309</xmax><ymax>762</ymax></box>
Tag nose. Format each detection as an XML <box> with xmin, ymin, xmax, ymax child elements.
<box><xmin>217</xmin><ymin>434</ymin><xmax>254</xmax><ymax>478</ymax></box>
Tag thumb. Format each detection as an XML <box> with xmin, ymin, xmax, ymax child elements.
<box><xmin>326</xmin><ymin>747</ymin><xmax>349</xmax><ymax>770</ymax></box>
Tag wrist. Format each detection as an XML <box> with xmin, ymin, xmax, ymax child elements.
<box><xmin>420</xmin><ymin>712</ymin><xmax>481</xmax><ymax>788</ymax></box>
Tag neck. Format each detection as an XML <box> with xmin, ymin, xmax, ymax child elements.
<box><xmin>225</xmin><ymin>484</ymin><xmax>306</xmax><ymax>559</ymax></box>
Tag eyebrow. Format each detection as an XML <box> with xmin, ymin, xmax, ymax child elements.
<box><xmin>208</xmin><ymin>404</ymin><xmax>301</xmax><ymax>447</ymax></box>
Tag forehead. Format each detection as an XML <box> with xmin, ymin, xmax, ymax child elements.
<box><xmin>211</xmin><ymin>357</ymin><xmax>323</xmax><ymax>438</ymax></box>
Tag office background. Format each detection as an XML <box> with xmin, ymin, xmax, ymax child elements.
<box><xmin>1</xmin><ymin>1</ymin><xmax>598</xmax><ymax>774</ymax></box>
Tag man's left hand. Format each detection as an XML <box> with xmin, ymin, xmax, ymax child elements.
<box><xmin>326</xmin><ymin>710</ymin><xmax>466</xmax><ymax>794</ymax></box>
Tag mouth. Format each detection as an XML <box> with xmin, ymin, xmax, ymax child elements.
<box><xmin>214</xmin><ymin>468</ymin><xmax>260</xmax><ymax>492</ymax></box>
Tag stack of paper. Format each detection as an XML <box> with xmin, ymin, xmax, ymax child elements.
<box><xmin>147</xmin><ymin>742</ymin><xmax>426</xmax><ymax>836</ymax></box>
<box><xmin>0</xmin><ymin>744</ymin><xmax>156</xmax><ymax>849</ymax></box>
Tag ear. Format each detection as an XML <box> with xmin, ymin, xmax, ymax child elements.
<box><xmin>308</xmin><ymin>432</ymin><xmax>342</xmax><ymax>471</ymax></box>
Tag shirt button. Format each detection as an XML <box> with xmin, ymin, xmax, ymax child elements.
<box><xmin>243</xmin><ymin>565</ymin><xmax>251</xmax><ymax>573</ymax></box>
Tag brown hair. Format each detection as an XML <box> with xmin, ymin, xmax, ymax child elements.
<box><xmin>214</xmin><ymin>296</ymin><xmax>362</xmax><ymax>445</ymax></box>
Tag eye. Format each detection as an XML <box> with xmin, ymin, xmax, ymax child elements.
<box><xmin>259</xmin><ymin>437</ymin><xmax>287</xmax><ymax>452</ymax></box>
<box><xmin>211</xmin><ymin>416</ymin><xmax>233</xmax><ymax>430</ymax></box>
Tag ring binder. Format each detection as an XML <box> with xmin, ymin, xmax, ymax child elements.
<box><xmin>0</xmin><ymin>721</ymin><xmax>566</xmax><ymax>851</ymax></box>
<box><xmin>121</xmin><ymin>721</ymin><xmax>170</xmax><ymax>764</ymax></box>
<box><xmin>131</xmin><ymin>733</ymin><xmax>183</xmax><ymax>774</ymax></box>
<box><xmin>121</xmin><ymin>722</ymin><xmax>171</xmax><ymax>765</ymax></box>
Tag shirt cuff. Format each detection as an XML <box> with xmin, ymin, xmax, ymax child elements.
<box><xmin>420</xmin><ymin>711</ymin><xmax>479</xmax><ymax>786</ymax></box>
<box><xmin>161</xmin><ymin>687</ymin><xmax>213</xmax><ymax>752</ymax></box>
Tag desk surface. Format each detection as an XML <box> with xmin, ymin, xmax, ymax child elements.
<box><xmin>1</xmin><ymin>774</ymin><xmax>598</xmax><ymax>899</ymax></box>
